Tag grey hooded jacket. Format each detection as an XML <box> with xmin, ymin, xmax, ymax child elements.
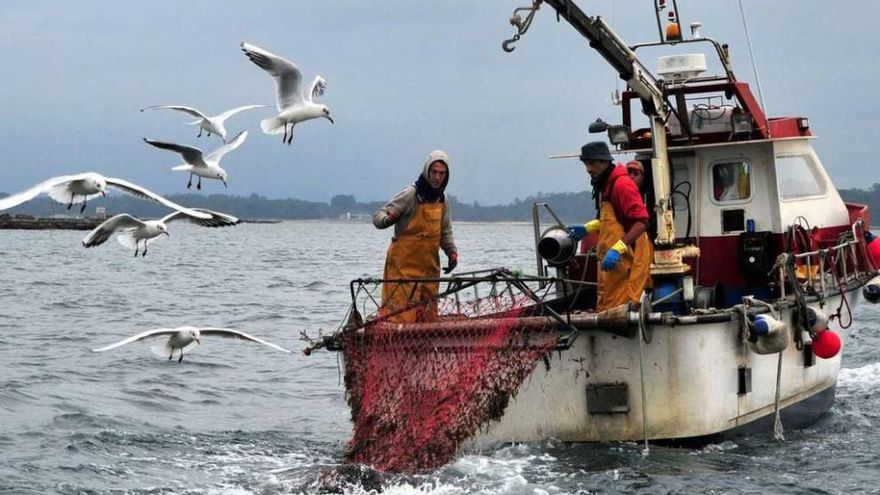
<box><xmin>372</xmin><ymin>150</ymin><xmax>457</xmax><ymax>255</ymax></box>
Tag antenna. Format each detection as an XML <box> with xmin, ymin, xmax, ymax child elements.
<box><xmin>611</xmin><ymin>0</ymin><xmax>621</xmax><ymax>104</ymax></box>
<box><xmin>737</xmin><ymin>0</ymin><xmax>769</xmax><ymax>131</ymax></box>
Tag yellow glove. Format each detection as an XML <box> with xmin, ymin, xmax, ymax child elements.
<box><xmin>585</xmin><ymin>219</ymin><xmax>600</xmax><ymax>234</ymax></box>
<box><xmin>610</xmin><ymin>239</ymin><xmax>628</xmax><ymax>254</ymax></box>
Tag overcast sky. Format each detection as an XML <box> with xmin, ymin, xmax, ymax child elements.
<box><xmin>2</xmin><ymin>1</ymin><xmax>877</xmax><ymax>205</ymax></box>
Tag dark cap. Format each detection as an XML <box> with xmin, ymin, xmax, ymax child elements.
<box><xmin>579</xmin><ymin>141</ymin><xmax>612</xmax><ymax>163</ymax></box>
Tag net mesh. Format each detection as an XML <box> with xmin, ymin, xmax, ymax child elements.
<box><xmin>340</xmin><ymin>273</ymin><xmax>560</xmax><ymax>472</ymax></box>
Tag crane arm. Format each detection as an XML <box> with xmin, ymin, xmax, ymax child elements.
<box><xmin>542</xmin><ymin>0</ymin><xmax>669</xmax><ymax>122</ymax></box>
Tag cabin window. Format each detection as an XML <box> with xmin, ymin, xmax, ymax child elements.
<box><xmin>775</xmin><ymin>154</ymin><xmax>825</xmax><ymax>199</ymax></box>
<box><xmin>712</xmin><ymin>161</ymin><xmax>751</xmax><ymax>201</ymax></box>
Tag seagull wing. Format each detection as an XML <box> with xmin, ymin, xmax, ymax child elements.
<box><xmin>92</xmin><ymin>328</ymin><xmax>178</xmax><ymax>352</ymax></box>
<box><xmin>214</xmin><ymin>105</ymin><xmax>269</xmax><ymax>123</ymax></box>
<box><xmin>240</xmin><ymin>42</ymin><xmax>303</xmax><ymax>110</ymax></box>
<box><xmin>143</xmin><ymin>138</ymin><xmax>204</xmax><ymax>165</ymax></box>
<box><xmin>104</xmin><ymin>178</ymin><xmax>212</xmax><ymax>219</ymax></box>
<box><xmin>199</xmin><ymin>327</ymin><xmax>292</xmax><ymax>353</ymax></box>
<box><xmin>161</xmin><ymin>208</ymin><xmax>240</xmax><ymax>227</ymax></box>
<box><xmin>307</xmin><ymin>76</ymin><xmax>327</xmax><ymax>103</ymax></box>
<box><xmin>82</xmin><ymin>214</ymin><xmax>146</xmax><ymax>248</ymax></box>
<box><xmin>140</xmin><ymin>105</ymin><xmax>208</xmax><ymax>120</ymax></box>
<box><xmin>0</xmin><ymin>173</ymin><xmax>87</xmax><ymax>210</ymax></box>
<box><xmin>205</xmin><ymin>131</ymin><xmax>248</xmax><ymax>163</ymax></box>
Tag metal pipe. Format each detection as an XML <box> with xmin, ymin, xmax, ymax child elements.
<box><xmin>532</xmin><ymin>202</ymin><xmax>546</xmax><ymax>280</ymax></box>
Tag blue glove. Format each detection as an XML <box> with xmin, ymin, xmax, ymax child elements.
<box><xmin>865</xmin><ymin>230</ymin><xmax>876</xmax><ymax>244</ymax></box>
<box><xmin>601</xmin><ymin>239</ymin><xmax>627</xmax><ymax>271</ymax></box>
<box><xmin>566</xmin><ymin>220</ymin><xmax>600</xmax><ymax>241</ymax></box>
<box><xmin>567</xmin><ymin>224</ymin><xmax>587</xmax><ymax>241</ymax></box>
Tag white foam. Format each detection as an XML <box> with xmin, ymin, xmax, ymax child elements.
<box><xmin>838</xmin><ymin>363</ymin><xmax>880</xmax><ymax>396</ymax></box>
<box><xmin>373</xmin><ymin>481</ymin><xmax>461</xmax><ymax>495</ymax></box>
<box><xmin>206</xmin><ymin>488</ymin><xmax>255</xmax><ymax>495</ymax></box>
<box><xmin>690</xmin><ymin>440</ymin><xmax>739</xmax><ymax>455</ymax></box>
<box><xmin>452</xmin><ymin>444</ymin><xmax>535</xmax><ymax>479</ymax></box>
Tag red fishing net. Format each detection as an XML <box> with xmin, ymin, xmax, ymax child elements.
<box><xmin>340</xmin><ymin>276</ymin><xmax>560</xmax><ymax>472</ymax></box>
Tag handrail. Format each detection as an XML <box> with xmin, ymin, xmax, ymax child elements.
<box><xmin>790</xmin><ymin>235</ymin><xmax>873</xmax><ymax>292</ymax></box>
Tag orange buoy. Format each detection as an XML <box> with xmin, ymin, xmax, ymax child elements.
<box><xmin>666</xmin><ymin>22</ymin><xmax>681</xmax><ymax>42</ymax></box>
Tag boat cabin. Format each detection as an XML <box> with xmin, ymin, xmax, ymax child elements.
<box><xmin>562</xmin><ymin>56</ymin><xmax>870</xmax><ymax>310</ymax></box>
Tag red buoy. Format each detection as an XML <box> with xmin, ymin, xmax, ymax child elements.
<box><xmin>813</xmin><ymin>329</ymin><xmax>842</xmax><ymax>359</ymax></box>
<box><xmin>868</xmin><ymin>237</ymin><xmax>880</xmax><ymax>268</ymax></box>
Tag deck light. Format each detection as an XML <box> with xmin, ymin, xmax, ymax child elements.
<box><xmin>588</xmin><ymin>118</ymin><xmax>609</xmax><ymax>133</ymax></box>
<box><xmin>797</xmin><ymin>117</ymin><xmax>810</xmax><ymax>130</ymax></box>
<box><xmin>587</xmin><ymin>118</ymin><xmax>629</xmax><ymax>145</ymax></box>
<box><xmin>608</xmin><ymin>124</ymin><xmax>631</xmax><ymax>146</ymax></box>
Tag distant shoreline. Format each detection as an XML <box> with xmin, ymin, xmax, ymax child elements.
<box><xmin>0</xmin><ymin>214</ymin><xmax>533</xmax><ymax>230</ymax></box>
<box><xmin>0</xmin><ymin>214</ymin><xmax>283</xmax><ymax>230</ymax></box>
<box><xmin>0</xmin><ymin>214</ymin><xmax>104</xmax><ymax>231</ymax></box>
<box><xmin>2</xmin><ymin>185</ymin><xmax>878</xmax><ymax>225</ymax></box>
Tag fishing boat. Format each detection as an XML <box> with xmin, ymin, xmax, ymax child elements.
<box><xmin>311</xmin><ymin>0</ymin><xmax>880</xmax><ymax>471</ymax></box>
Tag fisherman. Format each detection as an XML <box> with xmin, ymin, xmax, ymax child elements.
<box><xmin>626</xmin><ymin>160</ymin><xmax>645</xmax><ymax>191</ymax></box>
<box><xmin>566</xmin><ymin>142</ymin><xmax>652</xmax><ymax>310</ymax></box>
<box><xmin>626</xmin><ymin>159</ymin><xmax>655</xmax><ymax>289</ymax></box>
<box><xmin>373</xmin><ymin>150</ymin><xmax>458</xmax><ymax>322</ymax></box>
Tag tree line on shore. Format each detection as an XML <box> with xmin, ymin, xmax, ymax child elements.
<box><xmin>0</xmin><ymin>191</ymin><xmax>598</xmax><ymax>223</ymax></box>
<box><xmin>2</xmin><ymin>184</ymin><xmax>879</xmax><ymax>223</ymax></box>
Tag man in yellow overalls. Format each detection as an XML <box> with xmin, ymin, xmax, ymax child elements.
<box><xmin>373</xmin><ymin>150</ymin><xmax>458</xmax><ymax>322</ymax></box>
<box><xmin>567</xmin><ymin>142</ymin><xmax>651</xmax><ymax>311</ymax></box>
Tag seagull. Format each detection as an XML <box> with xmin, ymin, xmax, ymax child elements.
<box><xmin>0</xmin><ymin>172</ymin><xmax>210</xmax><ymax>217</ymax></box>
<box><xmin>92</xmin><ymin>326</ymin><xmax>292</xmax><ymax>362</ymax></box>
<box><xmin>82</xmin><ymin>208</ymin><xmax>239</xmax><ymax>257</ymax></box>
<box><xmin>140</xmin><ymin>104</ymin><xmax>267</xmax><ymax>143</ymax></box>
<box><xmin>240</xmin><ymin>42</ymin><xmax>334</xmax><ymax>145</ymax></box>
<box><xmin>143</xmin><ymin>131</ymin><xmax>247</xmax><ymax>190</ymax></box>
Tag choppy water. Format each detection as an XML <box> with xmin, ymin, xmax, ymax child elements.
<box><xmin>2</xmin><ymin>221</ymin><xmax>879</xmax><ymax>494</ymax></box>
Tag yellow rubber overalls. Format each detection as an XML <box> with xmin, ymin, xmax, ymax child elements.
<box><xmin>596</xmin><ymin>199</ymin><xmax>652</xmax><ymax>311</ymax></box>
<box><xmin>380</xmin><ymin>201</ymin><xmax>444</xmax><ymax>323</ymax></box>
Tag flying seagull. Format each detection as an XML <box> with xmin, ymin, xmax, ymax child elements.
<box><xmin>0</xmin><ymin>172</ymin><xmax>210</xmax><ymax>217</ymax></box>
<box><xmin>240</xmin><ymin>42</ymin><xmax>334</xmax><ymax>145</ymax></box>
<box><xmin>143</xmin><ymin>131</ymin><xmax>247</xmax><ymax>190</ymax></box>
<box><xmin>140</xmin><ymin>104</ymin><xmax>267</xmax><ymax>143</ymax></box>
<box><xmin>92</xmin><ymin>326</ymin><xmax>292</xmax><ymax>362</ymax></box>
<box><xmin>82</xmin><ymin>208</ymin><xmax>239</xmax><ymax>257</ymax></box>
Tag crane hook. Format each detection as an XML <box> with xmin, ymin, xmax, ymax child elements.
<box><xmin>502</xmin><ymin>34</ymin><xmax>521</xmax><ymax>53</ymax></box>
<box><xmin>501</xmin><ymin>0</ymin><xmax>542</xmax><ymax>53</ymax></box>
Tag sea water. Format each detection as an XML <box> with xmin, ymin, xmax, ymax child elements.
<box><xmin>1</xmin><ymin>221</ymin><xmax>879</xmax><ymax>494</ymax></box>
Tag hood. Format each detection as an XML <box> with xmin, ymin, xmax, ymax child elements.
<box><xmin>415</xmin><ymin>150</ymin><xmax>451</xmax><ymax>202</ymax></box>
<box><xmin>421</xmin><ymin>149</ymin><xmax>451</xmax><ymax>191</ymax></box>
<box><xmin>603</xmin><ymin>164</ymin><xmax>631</xmax><ymax>197</ymax></box>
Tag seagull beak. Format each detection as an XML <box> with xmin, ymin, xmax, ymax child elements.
<box><xmin>222</xmin><ymin>179</ymin><xmax>228</xmax><ymax>188</ymax></box>
<box><xmin>195</xmin><ymin>338</ymin><xmax>201</xmax><ymax>345</ymax></box>
<box><xmin>325</xmin><ymin>115</ymin><xmax>335</xmax><ymax>124</ymax></box>
<box><xmin>101</xmin><ymin>191</ymin><xmax>106</xmax><ymax>197</ymax></box>
<box><xmin>163</xmin><ymin>231</ymin><xmax>170</xmax><ymax>237</ymax></box>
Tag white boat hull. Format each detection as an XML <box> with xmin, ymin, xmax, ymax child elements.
<box><xmin>473</xmin><ymin>292</ymin><xmax>858</xmax><ymax>444</ymax></box>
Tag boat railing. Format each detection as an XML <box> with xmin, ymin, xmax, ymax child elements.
<box><xmin>788</xmin><ymin>221</ymin><xmax>874</xmax><ymax>297</ymax></box>
<box><xmin>346</xmin><ymin>268</ymin><xmax>569</xmax><ymax>327</ymax></box>
<box><xmin>630</xmin><ymin>37</ymin><xmax>736</xmax><ymax>83</ymax></box>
